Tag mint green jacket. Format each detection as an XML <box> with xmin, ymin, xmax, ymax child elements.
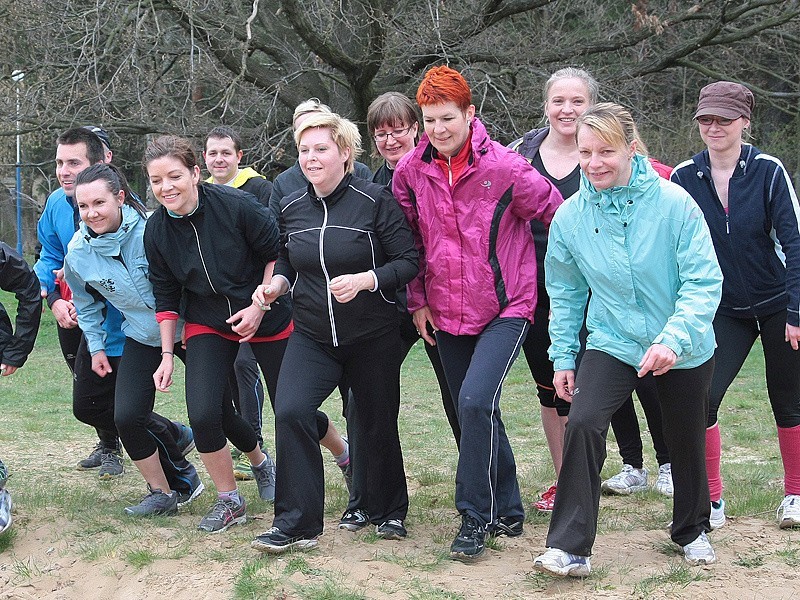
<box><xmin>545</xmin><ymin>154</ymin><xmax>722</xmax><ymax>371</ymax></box>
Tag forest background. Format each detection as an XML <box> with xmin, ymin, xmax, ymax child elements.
<box><xmin>1</xmin><ymin>0</ymin><xmax>800</xmax><ymax>250</ymax></box>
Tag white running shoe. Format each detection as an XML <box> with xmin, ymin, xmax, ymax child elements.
<box><xmin>709</xmin><ymin>499</ymin><xmax>726</xmax><ymax>530</ymax></box>
<box><xmin>683</xmin><ymin>531</ymin><xmax>716</xmax><ymax>565</ymax></box>
<box><xmin>533</xmin><ymin>547</ymin><xmax>591</xmax><ymax>577</ymax></box>
<box><xmin>601</xmin><ymin>464</ymin><xmax>648</xmax><ymax>495</ymax></box>
<box><xmin>0</xmin><ymin>489</ymin><xmax>12</xmax><ymax>534</ymax></box>
<box><xmin>777</xmin><ymin>494</ymin><xmax>800</xmax><ymax>529</ymax></box>
<box><xmin>654</xmin><ymin>463</ymin><xmax>674</xmax><ymax>497</ymax></box>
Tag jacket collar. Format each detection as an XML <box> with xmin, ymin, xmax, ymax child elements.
<box><xmin>78</xmin><ymin>203</ymin><xmax>142</xmax><ymax>256</ymax></box>
<box><xmin>417</xmin><ymin>117</ymin><xmax>492</xmax><ymax>170</ymax></box>
<box><xmin>582</xmin><ymin>154</ymin><xmax>658</xmax><ymax>214</ymax></box>
<box><xmin>307</xmin><ymin>172</ymin><xmax>353</xmax><ymax>206</ymax></box>
<box><xmin>692</xmin><ymin>143</ymin><xmax>754</xmax><ymax>180</ymax></box>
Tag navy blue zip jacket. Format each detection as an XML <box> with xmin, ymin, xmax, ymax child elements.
<box><xmin>671</xmin><ymin>144</ymin><xmax>800</xmax><ymax>326</ymax></box>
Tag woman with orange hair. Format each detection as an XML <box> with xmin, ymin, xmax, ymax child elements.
<box><xmin>393</xmin><ymin>65</ymin><xmax>563</xmax><ymax>561</ymax></box>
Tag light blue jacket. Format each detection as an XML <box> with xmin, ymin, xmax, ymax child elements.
<box><xmin>545</xmin><ymin>154</ymin><xmax>722</xmax><ymax>371</ymax></box>
<box><xmin>64</xmin><ymin>205</ymin><xmax>177</xmax><ymax>353</ymax></box>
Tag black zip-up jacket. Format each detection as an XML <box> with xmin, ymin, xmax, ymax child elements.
<box><xmin>672</xmin><ymin>144</ymin><xmax>800</xmax><ymax>325</ymax></box>
<box><xmin>275</xmin><ymin>173</ymin><xmax>418</xmax><ymax>347</ymax></box>
<box><xmin>144</xmin><ymin>183</ymin><xmax>292</xmax><ymax>336</ymax></box>
<box><xmin>0</xmin><ymin>242</ymin><xmax>42</xmax><ymax>367</ymax></box>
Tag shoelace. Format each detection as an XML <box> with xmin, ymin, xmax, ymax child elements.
<box><xmin>208</xmin><ymin>498</ymin><xmax>237</xmax><ymax>521</ymax></box>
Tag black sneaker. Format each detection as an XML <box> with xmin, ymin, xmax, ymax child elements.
<box><xmin>450</xmin><ymin>514</ymin><xmax>485</xmax><ymax>561</ymax></box>
<box><xmin>174</xmin><ymin>467</ymin><xmax>205</xmax><ymax>508</ymax></box>
<box><xmin>173</xmin><ymin>421</ymin><xmax>195</xmax><ymax>457</ymax></box>
<box><xmin>251</xmin><ymin>527</ymin><xmax>319</xmax><ymax>554</ymax></box>
<box><xmin>491</xmin><ymin>515</ymin><xmax>524</xmax><ymax>538</ymax></box>
<box><xmin>77</xmin><ymin>443</ymin><xmax>104</xmax><ymax>470</ymax></box>
<box><xmin>124</xmin><ymin>486</ymin><xmax>178</xmax><ymax>516</ymax></box>
<box><xmin>98</xmin><ymin>450</ymin><xmax>124</xmax><ymax>480</ymax></box>
<box><xmin>339</xmin><ymin>508</ymin><xmax>370</xmax><ymax>531</ymax></box>
<box><xmin>376</xmin><ymin>519</ymin><xmax>407</xmax><ymax>540</ymax></box>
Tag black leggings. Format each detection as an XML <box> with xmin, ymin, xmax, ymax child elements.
<box><xmin>114</xmin><ymin>338</ymin><xmax>193</xmax><ymax>488</ymax></box>
<box><xmin>708</xmin><ymin>309</ymin><xmax>800</xmax><ymax>428</ymax></box>
<box><xmin>609</xmin><ymin>376</ymin><xmax>670</xmax><ymax>468</ymax></box>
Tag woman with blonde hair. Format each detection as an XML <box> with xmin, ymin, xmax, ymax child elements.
<box><xmin>250</xmin><ymin>112</ymin><xmax>418</xmax><ymax>553</ymax></box>
<box><xmin>534</xmin><ymin>103</ymin><xmax>722</xmax><ymax>576</ymax></box>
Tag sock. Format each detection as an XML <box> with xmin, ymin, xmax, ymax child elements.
<box><xmin>334</xmin><ymin>437</ymin><xmax>350</xmax><ymax>467</ymax></box>
<box><xmin>777</xmin><ymin>424</ymin><xmax>800</xmax><ymax>495</ymax></box>
<box><xmin>219</xmin><ymin>489</ymin><xmax>243</xmax><ymax>505</ymax></box>
<box><xmin>252</xmin><ymin>457</ymin><xmax>269</xmax><ymax>471</ymax></box>
<box><xmin>706</xmin><ymin>422</ymin><xmax>723</xmax><ymax>502</ymax></box>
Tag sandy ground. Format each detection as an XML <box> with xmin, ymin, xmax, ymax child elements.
<box><xmin>2</xmin><ymin>490</ymin><xmax>799</xmax><ymax>600</ymax></box>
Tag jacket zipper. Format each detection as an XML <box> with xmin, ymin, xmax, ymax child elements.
<box><xmin>189</xmin><ymin>220</ymin><xmax>233</xmax><ymax>317</ymax></box>
<box><xmin>319</xmin><ymin>200</ymin><xmax>338</xmax><ymax>346</ymax></box>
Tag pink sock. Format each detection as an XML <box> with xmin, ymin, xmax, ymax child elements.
<box><xmin>777</xmin><ymin>424</ymin><xmax>800</xmax><ymax>495</ymax></box>
<box><xmin>706</xmin><ymin>423</ymin><xmax>723</xmax><ymax>502</ymax></box>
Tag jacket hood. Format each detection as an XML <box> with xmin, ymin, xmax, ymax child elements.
<box><xmin>77</xmin><ymin>203</ymin><xmax>143</xmax><ymax>257</ymax></box>
<box><xmin>581</xmin><ymin>153</ymin><xmax>659</xmax><ymax>213</ymax></box>
<box><xmin>509</xmin><ymin>127</ymin><xmax>549</xmax><ymax>156</ymax></box>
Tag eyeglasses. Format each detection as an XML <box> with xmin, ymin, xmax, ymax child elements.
<box><xmin>697</xmin><ymin>116</ymin><xmax>739</xmax><ymax>127</ymax></box>
<box><xmin>373</xmin><ymin>125</ymin><xmax>413</xmax><ymax>143</ymax></box>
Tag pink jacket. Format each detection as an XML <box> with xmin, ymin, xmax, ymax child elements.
<box><xmin>392</xmin><ymin>118</ymin><xmax>563</xmax><ymax>335</ymax></box>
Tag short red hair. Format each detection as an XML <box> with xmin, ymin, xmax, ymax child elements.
<box><xmin>416</xmin><ymin>65</ymin><xmax>472</xmax><ymax>111</ymax></box>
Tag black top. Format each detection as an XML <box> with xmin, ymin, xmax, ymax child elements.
<box><xmin>275</xmin><ymin>173</ymin><xmax>418</xmax><ymax>346</ymax></box>
<box><xmin>0</xmin><ymin>242</ymin><xmax>42</xmax><ymax>367</ymax></box>
<box><xmin>144</xmin><ymin>183</ymin><xmax>292</xmax><ymax>336</ymax></box>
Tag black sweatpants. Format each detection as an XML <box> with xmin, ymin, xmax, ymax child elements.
<box><xmin>230</xmin><ymin>344</ymin><xmax>268</xmax><ymax>448</ymax></box>
<box><xmin>546</xmin><ymin>350</ymin><xmax>713</xmax><ymax>556</ymax></box>
<box><xmin>610</xmin><ymin>375</ymin><xmax>670</xmax><ymax>468</ymax></box>
<box><xmin>72</xmin><ymin>334</ymin><xmax>120</xmax><ymax>448</ymax></box>
<box><xmin>114</xmin><ymin>338</ymin><xmax>195</xmax><ymax>493</ymax></box>
<box><xmin>436</xmin><ymin>317</ymin><xmax>527</xmax><ymax>528</ymax></box>
<box><xmin>273</xmin><ymin>329</ymin><xmax>407</xmax><ymax>538</ymax></box>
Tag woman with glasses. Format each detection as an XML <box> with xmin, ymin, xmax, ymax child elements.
<box><xmin>671</xmin><ymin>81</ymin><xmax>800</xmax><ymax>531</ymax></box>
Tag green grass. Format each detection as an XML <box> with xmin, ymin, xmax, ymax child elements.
<box><xmin>0</xmin><ymin>288</ymin><xmax>797</xmax><ymax>597</ymax></box>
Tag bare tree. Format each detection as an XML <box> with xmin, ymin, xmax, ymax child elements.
<box><xmin>1</xmin><ymin>0</ymin><xmax>799</xmax><ymax>246</ymax></box>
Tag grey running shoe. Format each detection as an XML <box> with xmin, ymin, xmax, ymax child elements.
<box><xmin>252</xmin><ymin>456</ymin><xmax>276</xmax><ymax>502</ymax></box>
<box><xmin>601</xmin><ymin>464</ymin><xmax>648</xmax><ymax>495</ymax></box>
<box><xmin>339</xmin><ymin>508</ymin><xmax>370</xmax><ymax>531</ymax></box>
<box><xmin>0</xmin><ymin>459</ymin><xmax>7</xmax><ymax>489</ymax></box>
<box><xmin>339</xmin><ymin>460</ymin><xmax>353</xmax><ymax>493</ymax></box>
<box><xmin>124</xmin><ymin>486</ymin><xmax>178</xmax><ymax>517</ymax></box>
<box><xmin>77</xmin><ymin>443</ymin><xmax>104</xmax><ymax>470</ymax></box>
<box><xmin>173</xmin><ymin>421</ymin><xmax>195</xmax><ymax>457</ymax></box>
<box><xmin>198</xmin><ymin>497</ymin><xmax>246</xmax><ymax>533</ymax></box>
<box><xmin>251</xmin><ymin>527</ymin><xmax>319</xmax><ymax>553</ymax></box>
<box><xmin>0</xmin><ymin>489</ymin><xmax>11</xmax><ymax>534</ymax></box>
<box><xmin>98</xmin><ymin>450</ymin><xmax>124</xmax><ymax>480</ymax></box>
